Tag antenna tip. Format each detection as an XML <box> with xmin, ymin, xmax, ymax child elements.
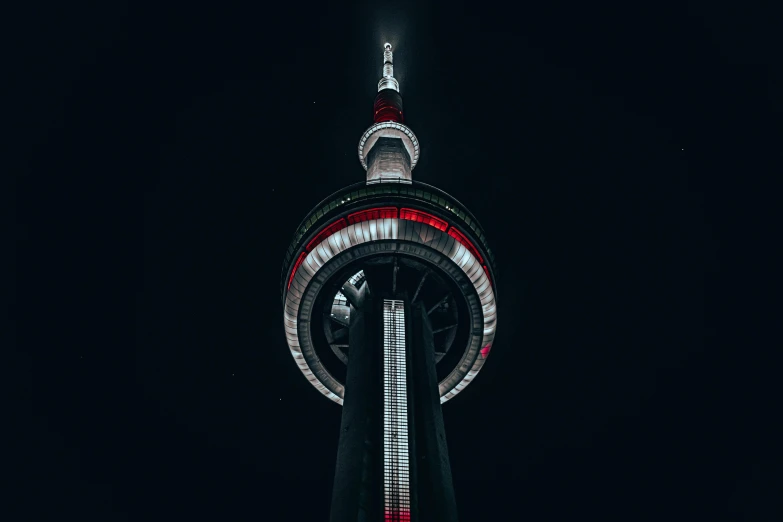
<box><xmin>384</xmin><ymin>43</ymin><xmax>392</xmax><ymax>51</ymax></box>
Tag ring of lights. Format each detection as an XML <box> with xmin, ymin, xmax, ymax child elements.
<box><xmin>358</xmin><ymin>122</ymin><xmax>420</xmax><ymax>171</ymax></box>
<box><xmin>284</xmin><ymin>218</ymin><xmax>497</xmax><ymax>405</ymax></box>
<box><xmin>309</xmin><ymin>245</ymin><xmax>480</xmax><ymax>398</ymax></box>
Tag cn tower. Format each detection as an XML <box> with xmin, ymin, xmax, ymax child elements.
<box><xmin>281</xmin><ymin>44</ymin><xmax>498</xmax><ymax>522</ymax></box>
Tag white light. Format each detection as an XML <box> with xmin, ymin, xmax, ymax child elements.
<box><xmin>379</xmin><ymin>43</ymin><xmax>399</xmax><ymax>92</ymax></box>
<box><xmin>383</xmin><ymin>299</ymin><xmax>410</xmax><ymax>521</ymax></box>
<box><xmin>283</xmin><ymin>220</ymin><xmax>496</xmax><ymax>406</ymax></box>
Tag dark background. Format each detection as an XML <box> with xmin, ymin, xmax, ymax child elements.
<box><xmin>12</xmin><ymin>1</ymin><xmax>780</xmax><ymax>520</ymax></box>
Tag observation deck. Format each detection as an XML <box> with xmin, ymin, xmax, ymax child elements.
<box><xmin>281</xmin><ymin>180</ymin><xmax>498</xmax><ymax>405</ymax></box>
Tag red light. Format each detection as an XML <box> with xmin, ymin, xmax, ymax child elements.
<box><xmin>288</xmin><ymin>252</ymin><xmax>307</xmax><ymax>290</ymax></box>
<box><xmin>480</xmin><ymin>344</ymin><xmax>492</xmax><ymax>358</ymax></box>
<box><xmin>399</xmin><ymin>208</ymin><xmax>448</xmax><ymax>231</ymax></box>
<box><xmin>374</xmin><ymin>89</ymin><xmax>404</xmax><ymax>123</ymax></box>
<box><xmin>483</xmin><ymin>265</ymin><xmax>492</xmax><ymax>286</ymax></box>
<box><xmin>347</xmin><ymin>206</ymin><xmax>398</xmax><ymax>224</ymax></box>
<box><xmin>305</xmin><ymin>219</ymin><xmax>348</xmax><ymax>251</ymax></box>
<box><xmin>447</xmin><ymin>227</ymin><xmax>484</xmax><ymax>264</ymax></box>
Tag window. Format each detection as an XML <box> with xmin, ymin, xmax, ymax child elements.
<box><xmin>383</xmin><ymin>300</ymin><xmax>410</xmax><ymax>522</ymax></box>
<box><xmin>347</xmin><ymin>207</ymin><xmax>398</xmax><ymax>225</ymax></box>
<box><xmin>306</xmin><ymin>219</ymin><xmax>348</xmax><ymax>251</ymax></box>
<box><xmin>399</xmin><ymin>208</ymin><xmax>448</xmax><ymax>231</ymax></box>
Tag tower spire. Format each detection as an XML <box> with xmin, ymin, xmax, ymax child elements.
<box><xmin>378</xmin><ymin>43</ymin><xmax>399</xmax><ymax>92</ymax></box>
<box><xmin>372</xmin><ymin>43</ymin><xmax>404</xmax><ymax>124</ymax></box>
<box><xmin>358</xmin><ymin>42</ymin><xmax>420</xmax><ymax>184</ymax></box>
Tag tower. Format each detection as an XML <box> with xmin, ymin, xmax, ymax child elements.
<box><xmin>281</xmin><ymin>44</ymin><xmax>498</xmax><ymax>522</ymax></box>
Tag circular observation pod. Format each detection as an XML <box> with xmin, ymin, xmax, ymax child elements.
<box><xmin>357</xmin><ymin>121</ymin><xmax>420</xmax><ymax>171</ymax></box>
<box><xmin>281</xmin><ymin>183</ymin><xmax>498</xmax><ymax>405</ymax></box>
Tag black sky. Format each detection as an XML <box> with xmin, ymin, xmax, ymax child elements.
<box><xmin>12</xmin><ymin>1</ymin><xmax>781</xmax><ymax>521</ymax></box>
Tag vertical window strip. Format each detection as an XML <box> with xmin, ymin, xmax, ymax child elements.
<box><xmin>383</xmin><ymin>299</ymin><xmax>410</xmax><ymax>522</ymax></box>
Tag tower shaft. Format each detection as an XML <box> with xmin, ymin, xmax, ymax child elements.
<box><xmin>330</xmin><ymin>286</ymin><xmax>458</xmax><ymax>522</ymax></box>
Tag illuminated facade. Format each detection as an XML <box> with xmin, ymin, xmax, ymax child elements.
<box><xmin>383</xmin><ymin>300</ymin><xmax>410</xmax><ymax>522</ymax></box>
<box><xmin>281</xmin><ymin>44</ymin><xmax>498</xmax><ymax>522</ymax></box>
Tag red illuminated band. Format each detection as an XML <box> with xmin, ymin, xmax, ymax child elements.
<box><xmin>482</xmin><ymin>265</ymin><xmax>492</xmax><ymax>286</ymax></box>
<box><xmin>448</xmin><ymin>227</ymin><xmax>484</xmax><ymax>264</ymax></box>
<box><xmin>306</xmin><ymin>218</ymin><xmax>348</xmax><ymax>251</ymax></box>
<box><xmin>288</xmin><ymin>252</ymin><xmax>307</xmax><ymax>289</ymax></box>
<box><xmin>399</xmin><ymin>208</ymin><xmax>448</xmax><ymax>231</ymax></box>
<box><xmin>373</xmin><ymin>89</ymin><xmax>404</xmax><ymax>124</ymax></box>
<box><xmin>292</xmin><ymin>208</ymin><xmax>491</xmax><ymax>291</ymax></box>
<box><xmin>347</xmin><ymin>206</ymin><xmax>398</xmax><ymax>224</ymax></box>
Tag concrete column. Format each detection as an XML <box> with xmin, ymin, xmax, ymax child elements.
<box><xmin>366</xmin><ymin>137</ymin><xmax>412</xmax><ymax>184</ymax></box>
<box><xmin>330</xmin><ymin>285</ymin><xmax>381</xmax><ymax>522</ymax></box>
<box><xmin>409</xmin><ymin>302</ymin><xmax>459</xmax><ymax>522</ymax></box>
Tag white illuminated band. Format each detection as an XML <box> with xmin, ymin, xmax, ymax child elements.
<box><xmin>283</xmin><ymin>218</ymin><xmax>497</xmax><ymax>405</ymax></box>
<box><xmin>358</xmin><ymin>121</ymin><xmax>420</xmax><ymax>171</ymax></box>
<box><xmin>383</xmin><ymin>299</ymin><xmax>410</xmax><ymax>522</ymax></box>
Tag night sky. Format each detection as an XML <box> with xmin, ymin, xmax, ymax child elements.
<box><xmin>13</xmin><ymin>1</ymin><xmax>781</xmax><ymax>521</ymax></box>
